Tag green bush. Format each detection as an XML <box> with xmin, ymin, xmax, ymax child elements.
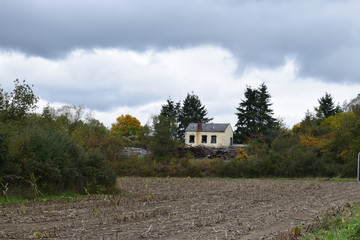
<box><xmin>83</xmin><ymin>150</ymin><xmax>116</xmax><ymax>193</ymax></box>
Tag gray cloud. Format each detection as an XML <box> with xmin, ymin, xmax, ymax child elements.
<box><xmin>1</xmin><ymin>0</ymin><xmax>360</xmax><ymax>83</ymax></box>
<box><xmin>35</xmin><ymin>84</ymin><xmax>165</xmax><ymax>110</ymax></box>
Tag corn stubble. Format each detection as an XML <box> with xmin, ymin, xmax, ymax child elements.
<box><xmin>1</xmin><ymin>177</ymin><xmax>360</xmax><ymax>239</ymax></box>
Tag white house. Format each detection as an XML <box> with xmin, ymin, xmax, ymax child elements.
<box><xmin>185</xmin><ymin>122</ymin><xmax>233</xmax><ymax>147</ymax></box>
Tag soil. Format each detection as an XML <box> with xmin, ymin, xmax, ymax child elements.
<box><xmin>1</xmin><ymin>178</ymin><xmax>360</xmax><ymax>240</ymax></box>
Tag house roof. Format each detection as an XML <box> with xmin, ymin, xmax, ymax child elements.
<box><xmin>185</xmin><ymin>123</ymin><xmax>232</xmax><ymax>133</ymax></box>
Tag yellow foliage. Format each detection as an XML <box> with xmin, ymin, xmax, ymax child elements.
<box><xmin>111</xmin><ymin>114</ymin><xmax>142</xmax><ymax>135</ymax></box>
<box><xmin>235</xmin><ymin>148</ymin><xmax>248</xmax><ymax>161</ymax></box>
<box><xmin>299</xmin><ymin>134</ymin><xmax>321</xmax><ymax>147</ymax></box>
<box><xmin>110</xmin><ymin>115</ymin><xmax>143</xmax><ymax>145</ymax></box>
<box><xmin>291</xmin><ymin>122</ymin><xmax>301</xmax><ymax>132</ymax></box>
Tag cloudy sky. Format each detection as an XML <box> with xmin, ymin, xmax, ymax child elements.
<box><xmin>1</xmin><ymin>0</ymin><xmax>359</xmax><ymax>128</ymax></box>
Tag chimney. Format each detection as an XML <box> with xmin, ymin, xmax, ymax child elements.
<box><xmin>197</xmin><ymin>122</ymin><xmax>202</xmax><ymax>131</ymax></box>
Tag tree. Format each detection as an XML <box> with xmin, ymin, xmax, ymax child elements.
<box><xmin>235</xmin><ymin>83</ymin><xmax>278</xmax><ymax>143</ymax></box>
<box><xmin>159</xmin><ymin>98</ymin><xmax>181</xmax><ymax>139</ymax></box>
<box><xmin>345</xmin><ymin>94</ymin><xmax>360</xmax><ymax>115</ymax></box>
<box><xmin>314</xmin><ymin>92</ymin><xmax>341</xmax><ymax>120</ymax></box>
<box><xmin>149</xmin><ymin>114</ymin><xmax>179</xmax><ymax>160</ymax></box>
<box><xmin>178</xmin><ymin>93</ymin><xmax>213</xmax><ymax>140</ymax></box>
<box><xmin>55</xmin><ymin>105</ymin><xmax>86</xmax><ymax>135</ymax></box>
<box><xmin>0</xmin><ymin>79</ymin><xmax>39</xmax><ymax>122</ymax></box>
<box><xmin>160</xmin><ymin>98</ymin><xmax>180</xmax><ymax>120</ymax></box>
<box><xmin>110</xmin><ymin>114</ymin><xmax>143</xmax><ymax>145</ymax></box>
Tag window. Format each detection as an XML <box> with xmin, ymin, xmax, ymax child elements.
<box><xmin>211</xmin><ymin>135</ymin><xmax>217</xmax><ymax>144</ymax></box>
<box><xmin>201</xmin><ymin>135</ymin><xmax>207</xmax><ymax>143</ymax></box>
<box><xmin>189</xmin><ymin>135</ymin><xmax>195</xmax><ymax>143</ymax></box>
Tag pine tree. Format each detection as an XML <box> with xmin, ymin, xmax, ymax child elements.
<box><xmin>178</xmin><ymin>93</ymin><xmax>213</xmax><ymax>140</ymax></box>
<box><xmin>235</xmin><ymin>86</ymin><xmax>258</xmax><ymax>142</ymax></box>
<box><xmin>256</xmin><ymin>83</ymin><xmax>277</xmax><ymax>131</ymax></box>
<box><xmin>314</xmin><ymin>92</ymin><xmax>341</xmax><ymax>120</ymax></box>
<box><xmin>160</xmin><ymin>98</ymin><xmax>180</xmax><ymax>120</ymax></box>
<box><xmin>235</xmin><ymin>83</ymin><xmax>278</xmax><ymax>143</ymax></box>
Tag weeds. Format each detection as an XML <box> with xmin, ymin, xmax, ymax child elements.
<box><xmin>0</xmin><ymin>181</ymin><xmax>9</xmax><ymax>202</ymax></box>
<box><xmin>301</xmin><ymin>203</ymin><xmax>360</xmax><ymax>240</ymax></box>
<box><xmin>27</xmin><ymin>173</ymin><xmax>42</xmax><ymax>200</ymax></box>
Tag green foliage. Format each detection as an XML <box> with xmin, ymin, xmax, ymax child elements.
<box><xmin>178</xmin><ymin>92</ymin><xmax>213</xmax><ymax>140</ymax></box>
<box><xmin>116</xmin><ymin>90</ymin><xmax>360</xmax><ymax>179</ymax></box>
<box><xmin>0</xmin><ymin>81</ymin><xmax>119</xmax><ymax>196</ymax></box>
<box><xmin>0</xmin><ymin>181</ymin><xmax>9</xmax><ymax>202</ymax></box>
<box><xmin>315</xmin><ymin>92</ymin><xmax>342</xmax><ymax>120</ymax></box>
<box><xmin>0</xmin><ymin>79</ymin><xmax>39</xmax><ymax>122</ymax></box>
<box><xmin>160</xmin><ymin>98</ymin><xmax>181</xmax><ymax>122</ymax></box>
<box><xmin>302</xmin><ymin>203</ymin><xmax>360</xmax><ymax>240</ymax></box>
<box><xmin>160</xmin><ymin>98</ymin><xmax>181</xmax><ymax>139</ymax></box>
<box><xmin>83</xmin><ymin>150</ymin><xmax>116</xmax><ymax>193</ymax></box>
<box><xmin>149</xmin><ymin>114</ymin><xmax>180</xmax><ymax>161</ymax></box>
<box><xmin>255</xmin><ymin>93</ymin><xmax>360</xmax><ymax>178</ymax></box>
<box><xmin>27</xmin><ymin>173</ymin><xmax>42</xmax><ymax>200</ymax></box>
<box><xmin>1</xmin><ymin>78</ymin><xmax>359</xmax><ymax>198</ymax></box>
<box><xmin>19</xmin><ymin>127</ymin><xmax>85</xmax><ymax>190</ymax></box>
<box><xmin>235</xmin><ymin>83</ymin><xmax>279</xmax><ymax>144</ymax></box>
<box><xmin>156</xmin><ymin>94</ymin><xmax>213</xmax><ymax>142</ymax></box>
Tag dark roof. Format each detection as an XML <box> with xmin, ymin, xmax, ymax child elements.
<box><xmin>185</xmin><ymin>123</ymin><xmax>231</xmax><ymax>132</ymax></box>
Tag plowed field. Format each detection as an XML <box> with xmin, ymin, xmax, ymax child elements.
<box><xmin>1</xmin><ymin>178</ymin><xmax>360</xmax><ymax>239</ymax></box>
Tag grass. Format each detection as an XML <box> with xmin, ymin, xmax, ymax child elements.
<box><xmin>301</xmin><ymin>203</ymin><xmax>360</xmax><ymax>240</ymax></box>
<box><xmin>0</xmin><ymin>195</ymin><xmax>30</xmax><ymax>205</ymax></box>
<box><xmin>0</xmin><ymin>192</ymin><xmax>87</xmax><ymax>205</ymax></box>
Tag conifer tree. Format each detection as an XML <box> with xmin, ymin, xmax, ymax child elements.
<box><xmin>160</xmin><ymin>98</ymin><xmax>180</xmax><ymax>120</ymax></box>
<box><xmin>314</xmin><ymin>92</ymin><xmax>341</xmax><ymax>120</ymax></box>
<box><xmin>235</xmin><ymin>83</ymin><xmax>278</xmax><ymax>143</ymax></box>
<box><xmin>178</xmin><ymin>92</ymin><xmax>213</xmax><ymax>140</ymax></box>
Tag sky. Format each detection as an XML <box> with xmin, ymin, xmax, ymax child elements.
<box><xmin>1</xmin><ymin>0</ymin><xmax>359</xmax><ymax>129</ymax></box>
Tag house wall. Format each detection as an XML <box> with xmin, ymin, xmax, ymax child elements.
<box><xmin>185</xmin><ymin>125</ymin><xmax>233</xmax><ymax>147</ymax></box>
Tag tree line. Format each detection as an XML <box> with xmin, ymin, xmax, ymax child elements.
<box><xmin>0</xmin><ymin>80</ymin><xmax>118</xmax><ymax>196</ymax></box>
<box><xmin>94</xmin><ymin>82</ymin><xmax>360</xmax><ymax>178</ymax></box>
<box><xmin>1</xmin><ymin>79</ymin><xmax>359</xmax><ymax>198</ymax></box>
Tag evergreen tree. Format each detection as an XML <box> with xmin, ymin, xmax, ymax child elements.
<box><xmin>159</xmin><ymin>98</ymin><xmax>181</xmax><ymax>139</ymax></box>
<box><xmin>160</xmin><ymin>98</ymin><xmax>180</xmax><ymax>120</ymax></box>
<box><xmin>178</xmin><ymin>92</ymin><xmax>213</xmax><ymax>140</ymax></box>
<box><xmin>235</xmin><ymin>86</ymin><xmax>258</xmax><ymax>142</ymax></box>
<box><xmin>235</xmin><ymin>83</ymin><xmax>278</xmax><ymax>143</ymax></box>
<box><xmin>256</xmin><ymin>83</ymin><xmax>277</xmax><ymax>131</ymax></box>
<box><xmin>314</xmin><ymin>92</ymin><xmax>341</xmax><ymax>120</ymax></box>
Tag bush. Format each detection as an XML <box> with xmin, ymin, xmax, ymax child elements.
<box><xmin>7</xmin><ymin>127</ymin><xmax>85</xmax><ymax>192</ymax></box>
<box><xmin>83</xmin><ymin>150</ymin><xmax>116</xmax><ymax>193</ymax></box>
<box><xmin>1</xmin><ymin>120</ymin><xmax>117</xmax><ymax>194</ymax></box>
